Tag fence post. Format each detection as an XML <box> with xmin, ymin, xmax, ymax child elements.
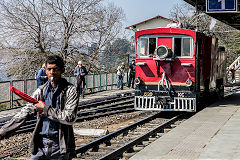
<box><xmin>99</xmin><ymin>72</ymin><xmax>101</xmax><ymax>91</ymax></box>
<box><xmin>10</xmin><ymin>81</ymin><xmax>13</xmax><ymax>109</ymax></box>
<box><xmin>106</xmin><ymin>73</ymin><xmax>108</xmax><ymax>91</ymax></box>
<box><xmin>68</xmin><ymin>76</ymin><xmax>71</xmax><ymax>83</ymax></box>
<box><xmin>126</xmin><ymin>71</ymin><xmax>128</xmax><ymax>87</ymax></box>
<box><xmin>85</xmin><ymin>75</ymin><xmax>88</xmax><ymax>94</ymax></box>
<box><xmin>111</xmin><ymin>72</ymin><xmax>113</xmax><ymax>90</ymax></box>
<box><xmin>24</xmin><ymin>79</ymin><xmax>27</xmax><ymax>94</ymax></box>
<box><xmin>93</xmin><ymin>74</ymin><xmax>95</xmax><ymax>92</ymax></box>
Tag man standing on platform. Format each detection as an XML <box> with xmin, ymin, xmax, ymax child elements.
<box><xmin>0</xmin><ymin>55</ymin><xmax>79</xmax><ymax>160</ymax></box>
<box><xmin>36</xmin><ymin>63</ymin><xmax>48</xmax><ymax>88</ymax></box>
<box><xmin>74</xmin><ymin>61</ymin><xmax>88</xmax><ymax>98</ymax></box>
<box><xmin>127</xmin><ymin>60</ymin><xmax>136</xmax><ymax>88</ymax></box>
<box><xmin>117</xmin><ymin>62</ymin><xmax>125</xmax><ymax>90</ymax></box>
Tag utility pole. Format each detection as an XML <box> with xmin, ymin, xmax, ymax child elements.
<box><xmin>195</xmin><ymin>0</ymin><xmax>199</xmax><ymax>31</ymax></box>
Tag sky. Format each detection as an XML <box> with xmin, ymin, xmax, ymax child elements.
<box><xmin>107</xmin><ymin>0</ymin><xmax>186</xmax><ymax>28</ymax></box>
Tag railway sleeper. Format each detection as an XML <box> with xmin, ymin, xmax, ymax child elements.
<box><xmin>123</xmin><ymin>152</ymin><xmax>136</xmax><ymax>159</ymax></box>
<box><xmin>127</xmin><ymin>130</ymin><xmax>144</xmax><ymax>135</ymax></box>
<box><xmin>123</xmin><ymin>135</ymin><xmax>140</xmax><ymax>140</ymax></box>
<box><xmin>142</xmin><ymin>140</ymin><xmax>151</xmax><ymax>146</ymax></box>
<box><xmin>82</xmin><ymin>151</ymin><xmax>103</xmax><ymax>158</ymax></box>
<box><xmin>133</xmin><ymin>145</ymin><xmax>144</xmax><ymax>152</ymax></box>
<box><xmin>156</xmin><ymin>132</ymin><xmax>165</xmax><ymax>137</ymax></box>
<box><xmin>110</xmin><ymin>139</ymin><xmax>126</xmax><ymax>145</ymax></box>
<box><xmin>164</xmin><ymin>128</ymin><xmax>172</xmax><ymax>133</ymax></box>
<box><xmin>171</xmin><ymin>124</ymin><xmax>178</xmax><ymax>128</ymax></box>
<box><xmin>149</xmin><ymin>137</ymin><xmax>157</xmax><ymax>141</ymax></box>
<box><xmin>98</xmin><ymin>145</ymin><xmax>118</xmax><ymax>152</ymax></box>
<box><xmin>134</xmin><ymin>127</ymin><xmax>152</xmax><ymax>132</ymax></box>
<box><xmin>174</xmin><ymin>120</ymin><xmax>184</xmax><ymax>125</ymax></box>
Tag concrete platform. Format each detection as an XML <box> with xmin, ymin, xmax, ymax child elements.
<box><xmin>0</xmin><ymin>87</ymin><xmax>134</xmax><ymax>120</ymax></box>
<box><xmin>130</xmin><ymin>93</ymin><xmax>240</xmax><ymax>160</ymax></box>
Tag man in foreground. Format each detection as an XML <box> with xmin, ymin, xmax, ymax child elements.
<box><xmin>0</xmin><ymin>55</ymin><xmax>79</xmax><ymax>160</ymax></box>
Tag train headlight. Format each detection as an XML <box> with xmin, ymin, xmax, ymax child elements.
<box><xmin>155</xmin><ymin>45</ymin><xmax>172</xmax><ymax>58</ymax></box>
<box><xmin>135</xmin><ymin>77</ymin><xmax>141</xmax><ymax>85</ymax></box>
<box><xmin>186</xmin><ymin>78</ymin><xmax>193</xmax><ymax>87</ymax></box>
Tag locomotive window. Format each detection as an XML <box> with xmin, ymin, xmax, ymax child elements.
<box><xmin>182</xmin><ymin>38</ymin><xmax>191</xmax><ymax>56</ymax></box>
<box><xmin>138</xmin><ymin>37</ymin><xmax>157</xmax><ymax>58</ymax></box>
<box><xmin>174</xmin><ymin>38</ymin><xmax>181</xmax><ymax>56</ymax></box>
<box><xmin>149</xmin><ymin>38</ymin><xmax>156</xmax><ymax>56</ymax></box>
<box><xmin>139</xmin><ymin>38</ymin><xmax>148</xmax><ymax>56</ymax></box>
<box><xmin>174</xmin><ymin>37</ymin><xmax>192</xmax><ymax>57</ymax></box>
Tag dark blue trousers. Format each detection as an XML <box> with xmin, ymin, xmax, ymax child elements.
<box><xmin>30</xmin><ymin>137</ymin><xmax>70</xmax><ymax>160</ymax></box>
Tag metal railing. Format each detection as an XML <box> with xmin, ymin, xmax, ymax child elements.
<box><xmin>0</xmin><ymin>72</ymin><xmax>129</xmax><ymax>110</ymax></box>
<box><xmin>229</xmin><ymin>56</ymin><xmax>240</xmax><ymax>70</ymax></box>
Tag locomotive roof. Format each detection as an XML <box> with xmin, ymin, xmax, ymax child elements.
<box><xmin>135</xmin><ymin>28</ymin><xmax>198</xmax><ymax>39</ymax></box>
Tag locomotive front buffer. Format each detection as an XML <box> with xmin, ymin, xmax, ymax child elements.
<box><xmin>134</xmin><ymin>90</ymin><xmax>196</xmax><ymax>112</ymax></box>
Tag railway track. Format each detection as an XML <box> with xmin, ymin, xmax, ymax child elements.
<box><xmin>0</xmin><ymin>143</ymin><xmax>29</xmax><ymax>159</ymax></box>
<box><xmin>75</xmin><ymin>112</ymin><xmax>187</xmax><ymax>160</ymax></box>
<box><xmin>0</xmin><ymin>94</ymin><xmax>137</xmax><ymax>159</ymax></box>
<box><xmin>0</xmin><ymin>95</ymin><xmax>134</xmax><ymax>134</ymax></box>
<box><xmin>3</xmin><ymin>86</ymin><xmax>236</xmax><ymax>159</ymax></box>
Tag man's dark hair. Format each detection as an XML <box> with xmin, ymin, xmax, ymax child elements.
<box><xmin>45</xmin><ymin>55</ymin><xmax>65</xmax><ymax>69</ymax></box>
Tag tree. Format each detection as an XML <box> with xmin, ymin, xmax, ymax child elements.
<box><xmin>101</xmin><ymin>38</ymin><xmax>135</xmax><ymax>71</ymax></box>
<box><xmin>0</xmin><ymin>0</ymin><xmax>125</xmax><ymax>78</ymax></box>
<box><xmin>0</xmin><ymin>0</ymin><xmax>52</xmax><ymax>78</ymax></box>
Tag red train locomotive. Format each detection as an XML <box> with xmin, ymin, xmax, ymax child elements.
<box><xmin>134</xmin><ymin>28</ymin><xmax>226</xmax><ymax>112</ymax></box>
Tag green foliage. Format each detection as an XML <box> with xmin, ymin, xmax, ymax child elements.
<box><xmin>0</xmin><ymin>102</ymin><xmax>9</xmax><ymax>110</ymax></box>
<box><xmin>101</xmin><ymin>38</ymin><xmax>135</xmax><ymax>71</ymax></box>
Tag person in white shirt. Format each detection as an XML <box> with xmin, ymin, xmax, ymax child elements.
<box><xmin>117</xmin><ymin>62</ymin><xmax>125</xmax><ymax>90</ymax></box>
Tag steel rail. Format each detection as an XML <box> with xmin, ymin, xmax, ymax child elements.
<box><xmin>98</xmin><ymin>115</ymin><xmax>180</xmax><ymax>160</ymax></box>
<box><xmin>76</xmin><ymin>105</ymin><xmax>135</xmax><ymax>122</ymax></box>
<box><xmin>75</xmin><ymin>112</ymin><xmax>163</xmax><ymax>154</ymax></box>
<box><xmin>77</xmin><ymin>99</ymin><xmax>133</xmax><ymax>116</ymax></box>
<box><xmin>0</xmin><ymin>99</ymin><xmax>135</xmax><ymax>136</ymax></box>
<box><xmin>0</xmin><ymin>143</ymin><xmax>29</xmax><ymax>159</ymax></box>
<box><xmin>78</xmin><ymin>95</ymin><xmax>134</xmax><ymax>110</ymax></box>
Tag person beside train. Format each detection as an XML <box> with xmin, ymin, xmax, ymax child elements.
<box><xmin>0</xmin><ymin>55</ymin><xmax>79</xmax><ymax>159</ymax></box>
<box><xmin>36</xmin><ymin>63</ymin><xmax>48</xmax><ymax>88</ymax></box>
<box><xmin>74</xmin><ymin>60</ymin><xmax>88</xmax><ymax>98</ymax></box>
<box><xmin>230</xmin><ymin>67</ymin><xmax>235</xmax><ymax>83</ymax></box>
<box><xmin>127</xmin><ymin>60</ymin><xmax>136</xmax><ymax>88</ymax></box>
<box><xmin>117</xmin><ymin>62</ymin><xmax>125</xmax><ymax>90</ymax></box>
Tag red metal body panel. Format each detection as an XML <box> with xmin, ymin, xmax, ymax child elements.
<box><xmin>135</xmin><ymin>28</ymin><xmax>197</xmax><ymax>85</ymax></box>
<box><xmin>158</xmin><ymin>37</ymin><xmax>173</xmax><ymax>49</ymax></box>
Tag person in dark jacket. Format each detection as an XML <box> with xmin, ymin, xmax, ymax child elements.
<box><xmin>36</xmin><ymin>63</ymin><xmax>48</xmax><ymax>88</ymax></box>
<box><xmin>127</xmin><ymin>60</ymin><xmax>136</xmax><ymax>88</ymax></box>
<box><xmin>74</xmin><ymin>61</ymin><xmax>88</xmax><ymax>98</ymax></box>
<box><xmin>230</xmin><ymin>67</ymin><xmax>235</xmax><ymax>82</ymax></box>
<box><xmin>0</xmin><ymin>55</ymin><xmax>79</xmax><ymax>160</ymax></box>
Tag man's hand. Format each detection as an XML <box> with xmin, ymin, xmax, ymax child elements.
<box><xmin>34</xmin><ymin>100</ymin><xmax>45</xmax><ymax>113</ymax></box>
<box><xmin>80</xmin><ymin>73</ymin><xmax>85</xmax><ymax>76</ymax></box>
